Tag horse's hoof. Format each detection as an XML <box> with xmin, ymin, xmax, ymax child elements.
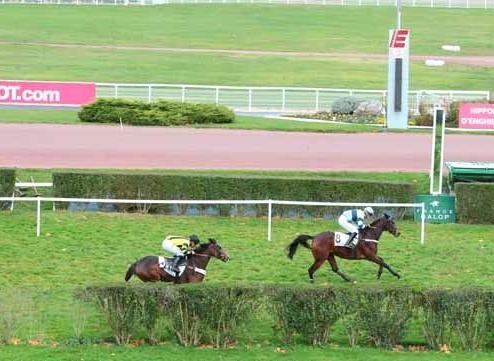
<box><xmin>309</xmin><ymin>279</ymin><xmax>314</xmax><ymax>283</ymax></box>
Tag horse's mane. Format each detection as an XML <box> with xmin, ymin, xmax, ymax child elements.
<box><xmin>369</xmin><ymin>216</ymin><xmax>386</xmax><ymax>227</ymax></box>
<box><xmin>195</xmin><ymin>243</ymin><xmax>210</xmax><ymax>254</ymax></box>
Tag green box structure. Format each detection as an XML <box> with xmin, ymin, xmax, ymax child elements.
<box><xmin>415</xmin><ymin>194</ymin><xmax>456</xmax><ymax>224</ymax></box>
<box><xmin>446</xmin><ymin>161</ymin><xmax>494</xmax><ymax>193</ymax></box>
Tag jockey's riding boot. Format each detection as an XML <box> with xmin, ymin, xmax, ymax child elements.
<box><xmin>346</xmin><ymin>233</ymin><xmax>358</xmax><ymax>249</ymax></box>
<box><xmin>171</xmin><ymin>255</ymin><xmax>183</xmax><ymax>273</ymax></box>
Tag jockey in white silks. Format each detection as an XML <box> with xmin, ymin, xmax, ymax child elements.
<box><xmin>338</xmin><ymin>207</ymin><xmax>374</xmax><ymax>249</ymax></box>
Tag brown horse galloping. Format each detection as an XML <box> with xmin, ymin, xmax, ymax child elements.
<box><xmin>287</xmin><ymin>214</ymin><xmax>401</xmax><ymax>283</ymax></box>
<box><xmin>125</xmin><ymin>239</ymin><xmax>229</xmax><ymax>283</ymax></box>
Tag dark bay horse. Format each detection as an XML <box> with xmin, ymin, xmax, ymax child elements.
<box><xmin>287</xmin><ymin>214</ymin><xmax>401</xmax><ymax>283</ymax></box>
<box><xmin>125</xmin><ymin>239</ymin><xmax>229</xmax><ymax>283</ymax></box>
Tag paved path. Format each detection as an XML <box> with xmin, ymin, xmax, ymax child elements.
<box><xmin>1</xmin><ymin>124</ymin><xmax>493</xmax><ymax>172</ymax></box>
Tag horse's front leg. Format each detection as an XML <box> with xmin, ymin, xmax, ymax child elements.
<box><xmin>363</xmin><ymin>249</ymin><xmax>401</xmax><ymax>280</ymax></box>
<box><xmin>328</xmin><ymin>254</ymin><xmax>353</xmax><ymax>282</ymax></box>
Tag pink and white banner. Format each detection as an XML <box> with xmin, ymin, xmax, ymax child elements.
<box><xmin>459</xmin><ymin>103</ymin><xmax>494</xmax><ymax>129</ymax></box>
<box><xmin>0</xmin><ymin>80</ymin><xmax>96</xmax><ymax>106</ymax></box>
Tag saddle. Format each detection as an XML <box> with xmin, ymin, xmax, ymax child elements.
<box><xmin>159</xmin><ymin>256</ymin><xmax>187</xmax><ymax>277</ymax></box>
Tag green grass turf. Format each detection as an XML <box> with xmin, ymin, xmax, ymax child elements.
<box><xmin>1</xmin><ymin>344</ymin><xmax>492</xmax><ymax>361</ymax></box>
<box><xmin>0</xmin><ymin>209</ymin><xmax>492</xmax><ymax>340</ymax></box>
<box><xmin>1</xmin><ymin>43</ymin><xmax>493</xmax><ymax>94</ymax></box>
<box><xmin>1</xmin><ymin>5</ymin><xmax>492</xmax><ymax>55</ymax></box>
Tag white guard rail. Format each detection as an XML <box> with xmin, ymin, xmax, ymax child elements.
<box><xmin>0</xmin><ymin>196</ymin><xmax>427</xmax><ymax>245</ymax></box>
<box><xmin>96</xmin><ymin>83</ymin><xmax>490</xmax><ymax>114</ymax></box>
<box><xmin>1</xmin><ymin>0</ymin><xmax>493</xmax><ymax>9</ymax></box>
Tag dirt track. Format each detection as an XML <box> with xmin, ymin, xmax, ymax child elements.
<box><xmin>1</xmin><ymin>123</ymin><xmax>493</xmax><ymax>172</ymax></box>
<box><xmin>2</xmin><ymin>41</ymin><xmax>493</xmax><ymax>67</ymax></box>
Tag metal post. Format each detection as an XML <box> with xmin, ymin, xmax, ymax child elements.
<box><xmin>315</xmin><ymin>89</ymin><xmax>320</xmax><ymax>111</ymax></box>
<box><xmin>115</xmin><ymin>84</ymin><xmax>119</xmax><ymax>99</ymax></box>
<box><xmin>429</xmin><ymin>114</ymin><xmax>437</xmax><ymax>194</ymax></box>
<box><xmin>267</xmin><ymin>199</ymin><xmax>272</xmax><ymax>242</ymax></box>
<box><xmin>181</xmin><ymin>86</ymin><xmax>186</xmax><ymax>103</ymax></box>
<box><xmin>420</xmin><ymin>203</ymin><xmax>426</xmax><ymax>245</ymax></box>
<box><xmin>396</xmin><ymin>0</ymin><xmax>401</xmax><ymax>29</ymax></box>
<box><xmin>36</xmin><ymin>198</ymin><xmax>41</xmax><ymax>237</ymax></box>
<box><xmin>215</xmin><ymin>87</ymin><xmax>219</xmax><ymax>105</ymax></box>
<box><xmin>438</xmin><ymin>108</ymin><xmax>446</xmax><ymax>193</ymax></box>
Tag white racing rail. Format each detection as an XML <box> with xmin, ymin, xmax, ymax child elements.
<box><xmin>0</xmin><ymin>196</ymin><xmax>427</xmax><ymax>244</ymax></box>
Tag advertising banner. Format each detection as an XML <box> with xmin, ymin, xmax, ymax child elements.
<box><xmin>0</xmin><ymin>80</ymin><xmax>96</xmax><ymax>106</ymax></box>
<box><xmin>459</xmin><ymin>103</ymin><xmax>494</xmax><ymax>129</ymax></box>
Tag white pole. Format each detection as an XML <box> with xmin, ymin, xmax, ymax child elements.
<box><xmin>215</xmin><ymin>88</ymin><xmax>219</xmax><ymax>105</ymax></box>
<box><xmin>420</xmin><ymin>203</ymin><xmax>426</xmax><ymax>245</ymax></box>
<box><xmin>429</xmin><ymin>114</ymin><xmax>437</xmax><ymax>194</ymax></box>
<box><xmin>268</xmin><ymin>199</ymin><xmax>272</xmax><ymax>242</ymax></box>
<box><xmin>282</xmin><ymin>88</ymin><xmax>286</xmax><ymax>111</ymax></box>
<box><xmin>315</xmin><ymin>89</ymin><xmax>320</xmax><ymax>111</ymax></box>
<box><xmin>119</xmin><ymin>117</ymin><xmax>124</xmax><ymax>132</ymax></box>
<box><xmin>10</xmin><ymin>192</ymin><xmax>15</xmax><ymax>212</ymax></box>
<box><xmin>438</xmin><ymin>108</ymin><xmax>446</xmax><ymax>194</ymax></box>
<box><xmin>248</xmin><ymin>89</ymin><xmax>253</xmax><ymax>111</ymax></box>
<box><xmin>148</xmin><ymin>85</ymin><xmax>152</xmax><ymax>103</ymax></box>
<box><xmin>36</xmin><ymin>198</ymin><xmax>41</xmax><ymax>237</ymax></box>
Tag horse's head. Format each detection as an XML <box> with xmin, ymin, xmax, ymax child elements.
<box><xmin>382</xmin><ymin>213</ymin><xmax>401</xmax><ymax>237</ymax></box>
<box><xmin>196</xmin><ymin>238</ymin><xmax>230</xmax><ymax>262</ymax></box>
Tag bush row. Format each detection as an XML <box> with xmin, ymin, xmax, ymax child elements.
<box><xmin>53</xmin><ymin>172</ymin><xmax>416</xmax><ymax>218</ymax></box>
<box><xmin>78</xmin><ymin>98</ymin><xmax>235</xmax><ymax>126</ymax></box>
<box><xmin>455</xmin><ymin>182</ymin><xmax>494</xmax><ymax>224</ymax></box>
<box><xmin>81</xmin><ymin>285</ymin><xmax>494</xmax><ymax>351</ymax></box>
<box><xmin>0</xmin><ymin>168</ymin><xmax>15</xmax><ymax>210</ymax></box>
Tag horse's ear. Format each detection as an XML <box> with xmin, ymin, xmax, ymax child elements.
<box><xmin>208</xmin><ymin>238</ymin><xmax>217</xmax><ymax>244</ymax></box>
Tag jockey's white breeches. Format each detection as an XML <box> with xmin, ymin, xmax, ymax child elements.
<box><xmin>338</xmin><ymin>215</ymin><xmax>358</xmax><ymax>234</ymax></box>
<box><xmin>162</xmin><ymin>239</ymin><xmax>184</xmax><ymax>257</ymax></box>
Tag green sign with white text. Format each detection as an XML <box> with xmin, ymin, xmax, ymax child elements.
<box><xmin>415</xmin><ymin>194</ymin><xmax>456</xmax><ymax>224</ymax></box>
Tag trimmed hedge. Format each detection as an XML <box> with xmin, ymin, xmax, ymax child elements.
<box><xmin>0</xmin><ymin>168</ymin><xmax>15</xmax><ymax>210</ymax></box>
<box><xmin>455</xmin><ymin>182</ymin><xmax>494</xmax><ymax>224</ymax></box>
<box><xmin>81</xmin><ymin>285</ymin><xmax>494</xmax><ymax>350</ymax></box>
<box><xmin>78</xmin><ymin>98</ymin><xmax>235</xmax><ymax>126</ymax></box>
<box><xmin>53</xmin><ymin>172</ymin><xmax>417</xmax><ymax>218</ymax></box>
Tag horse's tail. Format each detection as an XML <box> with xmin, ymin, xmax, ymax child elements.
<box><xmin>125</xmin><ymin>262</ymin><xmax>136</xmax><ymax>282</ymax></box>
<box><xmin>287</xmin><ymin>234</ymin><xmax>313</xmax><ymax>260</ymax></box>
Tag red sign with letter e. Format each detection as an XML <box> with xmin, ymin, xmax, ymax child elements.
<box><xmin>389</xmin><ymin>29</ymin><xmax>410</xmax><ymax>58</ymax></box>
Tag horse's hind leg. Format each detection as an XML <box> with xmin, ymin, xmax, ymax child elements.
<box><xmin>328</xmin><ymin>254</ymin><xmax>353</xmax><ymax>282</ymax></box>
<box><xmin>308</xmin><ymin>259</ymin><xmax>325</xmax><ymax>283</ymax></box>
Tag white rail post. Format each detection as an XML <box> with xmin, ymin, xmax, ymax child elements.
<box><xmin>315</xmin><ymin>89</ymin><xmax>320</xmax><ymax>111</ymax></box>
<box><xmin>148</xmin><ymin>85</ymin><xmax>152</xmax><ymax>103</ymax></box>
<box><xmin>282</xmin><ymin>88</ymin><xmax>286</xmax><ymax>111</ymax></box>
<box><xmin>114</xmin><ymin>84</ymin><xmax>119</xmax><ymax>99</ymax></box>
<box><xmin>420</xmin><ymin>203</ymin><xmax>426</xmax><ymax>245</ymax></box>
<box><xmin>268</xmin><ymin>199</ymin><xmax>272</xmax><ymax>242</ymax></box>
<box><xmin>36</xmin><ymin>197</ymin><xmax>41</xmax><ymax>237</ymax></box>
<box><xmin>10</xmin><ymin>192</ymin><xmax>15</xmax><ymax>212</ymax></box>
<box><xmin>248</xmin><ymin>89</ymin><xmax>253</xmax><ymax>111</ymax></box>
<box><xmin>215</xmin><ymin>87</ymin><xmax>220</xmax><ymax>105</ymax></box>
<box><xmin>181</xmin><ymin>86</ymin><xmax>186</xmax><ymax>103</ymax></box>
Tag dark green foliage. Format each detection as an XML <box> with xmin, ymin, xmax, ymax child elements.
<box><xmin>79</xmin><ymin>286</ymin><xmax>494</xmax><ymax>349</ymax></box>
<box><xmin>0</xmin><ymin>168</ymin><xmax>15</xmax><ymax>210</ymax></box>
<box><xmin>52</xmin><ymin>172</ymin><xmax>416</xmax><ymax>218</ymax></box>
<box><xmin>349</xmin><ymin>287</ymin><xmax>416</xmax><ymax>349</ymax></box>
<box><xmin>455</xmin><ymin>182</ymin><xmax>494</xmax><ymax>224</ymax></box>
<box><xmin>78</xmin><ymin>99</ymin><xmax>234</xmax><ymax>126</ymax></box>
<box><xmin>269</xmin><ymin>286</ymin><xmax>347</xmax><ymax>345</ymax></box>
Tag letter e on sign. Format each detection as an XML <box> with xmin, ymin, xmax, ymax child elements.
<box><xmin>390</xmin><ymin>29</ymin><xmax>409</xmax><ymax>48</ymax></box>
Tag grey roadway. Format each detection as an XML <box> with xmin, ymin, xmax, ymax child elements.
<box><xmin>0</xmin><ymin>123</ymin><xmax>493</xmax><ymax>171</ymax></box>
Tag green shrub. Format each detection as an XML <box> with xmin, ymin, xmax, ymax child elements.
<box><xmin>78</xmin><ymin>99</ymin><xmax>234</xmax><ymax>126</ymax></box>
<box><xmin>0</xmin><ymin>168</ymin><xmax>15</xmax><ymax>210</ymax></box>
<box><xmin>269</xmin><ymin>286</ymin><xmax>347</xmax><ymax>345</ymax></box>
<box><xmin>83</xmin><ymin>286</ymin><xmax>144</xmax><ymax>345</ymax></box>
<box><xmin>351</xmin><ymin>287</ymin><xmax>416</xmax><ymax>349</ymax></box>
<box><xmin>455</xmin><ymin>182</ymin><xmax>494</xmax><ymax>224</ymax></box>
<box><xmin>53</xmin><ymin>172</ymin><xmax>416</xmax><ymax>219</ymax></box>
<box><xmin>420</xmin><ymin>289</ymin><xmax>453</xmax><ymax>350</ymax></box>
<box><xmin>331</xmin><ymin>96</ymin><xmax>362</xmax><ymax>114</ymax></box>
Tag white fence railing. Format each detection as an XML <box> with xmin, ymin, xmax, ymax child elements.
<box><xmin>0</xmin><ymin>0</ymin><xmax>493</xmax><ymax>9</ymax></box>
<box><xmin>0</xmin><ymin>196</ymin><xmax>426</xmax><ymax>244</ymax></box>
<box><xmin>96</xmin><ymin>82</ymin><xmax>490</xmax><ymax>114</ymax></box>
